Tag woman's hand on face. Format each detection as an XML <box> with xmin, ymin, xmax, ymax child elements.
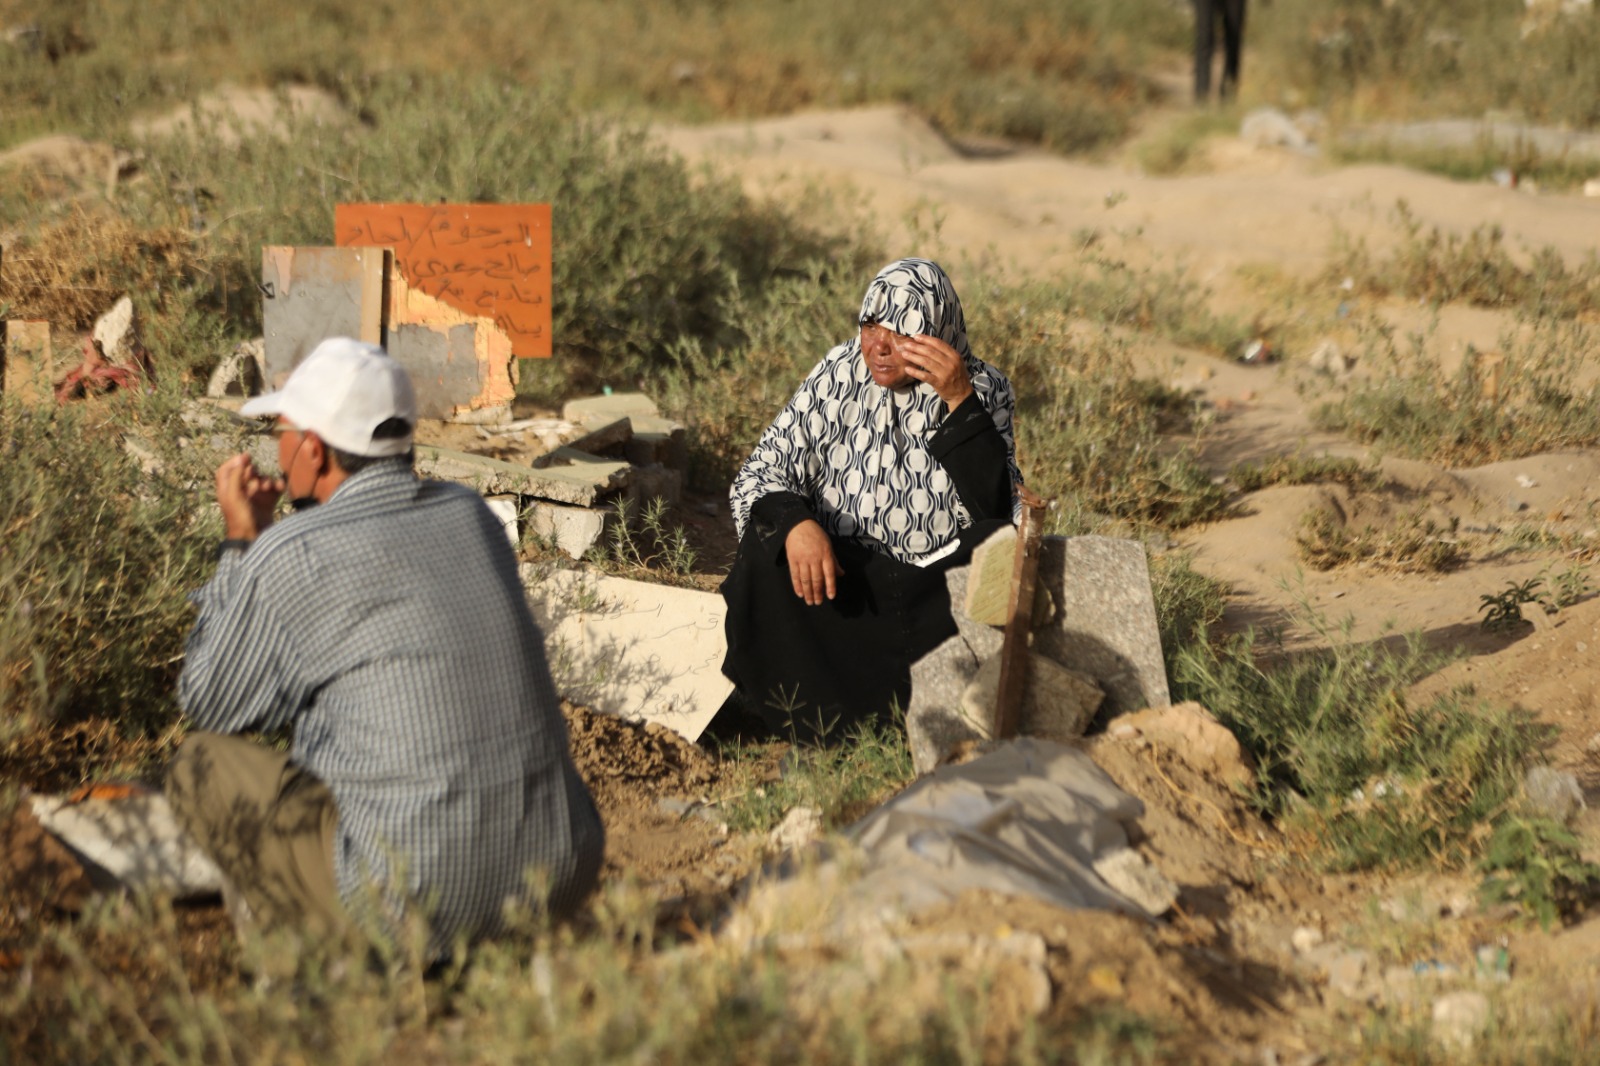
<box><xmin>784</xmin><ymin>519</ymin><xmax>843</xmax><ymax>606</ymax></box>
<box><xmin>899</xmin><ymin>334</ymin><xmax>973</xmax><ymax>409</ymax></box>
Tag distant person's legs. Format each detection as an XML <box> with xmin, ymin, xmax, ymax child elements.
<box><xmin>1192</xmin><ymin>0</ymin><xmax>1217</xmax><ymax>102</ymax></box>
<box><xmin>1219</xmin><ymin>0</ymin><xmax>1247</xmax><ymax>102</ymax></box>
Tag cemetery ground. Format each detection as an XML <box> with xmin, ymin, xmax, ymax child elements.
<box><xmin>7</xmin><ymin>12</ymin><xmax>1600</xmax><ymax>1063</ymax></box>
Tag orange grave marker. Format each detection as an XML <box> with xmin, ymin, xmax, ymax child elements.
<box><xmin>335</xmin><ymin>204</ymin><xmax>552</xmax><ymax>358</ymax></box>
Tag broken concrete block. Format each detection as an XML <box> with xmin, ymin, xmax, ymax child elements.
<box><xmin>205</xmin><ymin>338</ymin><xmax>265</xmax><ymax>399</ymax></box>
<box><xmin>625</xmin><ymin>464</ymin><xmax>684</xmax><ymax>510</ymax></box>
<box><xmin>906</xmin><ymin>634</ymin><xmax>985</xmax><ymax>775</ymax></box>
<box><xmin>1031</xmin><ymin>536</ymin><xmax>1169</xmax><ymax>717</ymax></box>
<box><xmin>625</xmin><ymin>415</ymin><xmax>689</xmax><ymax>471</ymax></box>
<box><xmin>567</xmin><ymin>416</ymin><xmax>633</xmax><ymax>456</ymax></box>
<box><xmin>261</xmin><ymin>246</ymin><xmax>386</xmax><ymax>384</ymax></box>
<box><xmin>522</xmin><ymin>567</ymin><xmax>732</xmax><ymax>742</ymax></box>
<box><xmin>91</xmin><ymin>295</ymin><xmax>139</xmax><ymax>366</ymax></box>
<box><xmin>959</xmin><ymin>652</ymin><xmax>1104</xmax><ymax>742</ymax></box>
<box><xmin>942</xmin><ymin>566</ymin><xmax>1004</xmax><ymax>661</ymax></box>
<box><xmin>484</xmin><ymin>495</ymin><xmax>522</xmax><ymax>550</ymax></box>
<box><xmin>1092</xmin><ymin>846</ymin><xmax>1179</xmax><ymax>917</ymax></box>
<box><xmin>562</xmin><ymin>392</ymin><xmax>659</xmax><ymax>425</ymax></box>
<box><xmin>418</xmin><ymin>444</ymin><xmax>630</xmax><ymax>507</ymax></box>
<box><xmin>527</xmin><ymin>500</ymin><xmax>610</xmax><ymax>560</ymax></box>
<box><xmin>28</xmin><ymin>789</ymin><xmax>223</xmax><ymax>899</ymax></box>
<box><xmin>1</xmin><ymin>320</ymin><xmax>52</xmax><ymax>404</ymax></box>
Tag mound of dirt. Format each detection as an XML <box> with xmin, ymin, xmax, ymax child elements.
<box><xmin>0</xmin><ymin>134</ymin><xmax>135</xmax><ymax>205</ymax></box>
<box><xmin>562</xmin><ymin>702</ymin><xmax>748</xmax><ymax>902</ymax></box>
<box><xmin>128</xmin><ymin>85</ymin><xmax>350</xmax><ymax>146</ymax></box>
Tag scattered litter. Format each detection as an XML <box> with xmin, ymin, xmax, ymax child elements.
<box><xmin>1474</xmin><ymin>943</ymin><xmax>1512</xmax><ymax>983</ymax></box>
<box><xmin>1239</xmin><ymin>339</ymin><xmax>1276</xmax><ymax>365</ymax></box>
<box><xmin>1515</xmin><ymin>474</ymin><xmax>1538</xmax><ymax>488</ymax></box>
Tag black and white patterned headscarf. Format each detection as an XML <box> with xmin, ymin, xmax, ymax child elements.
<box><xmin>730</xmin><ymin>258</ymin><xmax>1021</xmax><ymax>564</ymax></box>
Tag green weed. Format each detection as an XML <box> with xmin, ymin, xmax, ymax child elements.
<box><xmin>1149</xmin><ymin>550</ymin><xmax>1229</xmax><ymax>681</ymax></box>
<box><xmin>589</xmin><ymin>497</ymin><xmax>699</xmax><ymax>582</ymax></box>
<box><xmin>1172</xmin><ymin>609</ymin><xmax>1548</xmax><ymax>874</ymax></box>
<box><xmin>0</xmin><ymin>397</ymin><xmax>219</xmax><ymax>731</ymax></box>
<box><xmin>1133</xmin><ymin>109</ymin><xmax>1240</xmax><ymax>176</ymax></box>
<box><xmin>1329</xmin><ymin>202</ymin><xmax>1600</xmax><ymax>319</ymax></box>
<box><xmin>716</xmin><ymin>718</ymin><xmax>914</xmax><ymax>835</ymax></box>
<box><xmin>1478</xmin><ymin>578</ymin><xmax>1551</xmax><ymax>633</ymax></box>
<box><xmin>1252</xmin><ymin>0</ymin><xmax>1600</xmax><ymax>131</ymax></box>
<box><xmin>1330</xmin><ymin>136</ymin><xmax>1600</xmax><ymax>195</ymax></box>
<box><xmin>1297</xmin><ymin>505</ymin><xmax>1464</xmax><ymax>573</ymax></box>
<box><xmin>1230</xmin><ymin>454</ymin><xmax>1377</xmax><ymax>493</ymax></box>
<box><xmin>1480</xmin><ymin>816</ymin><xmax>1600</xmax><ymax>930</ymax></box>
<box><xmin>1313</xmin><ymin>316</ymin><xmax>1600</xmax><ymax>466</ymax></box>
<box><xmin>1540</xmin><ymin>563</ymin><xmax>1593</xmax><ymax>609</ymax></box>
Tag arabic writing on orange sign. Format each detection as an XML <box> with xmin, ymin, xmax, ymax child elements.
<box><xmin>335</xmin><ymin>203</ymin><xmax>553</xmax><ymax>358</ymax></box>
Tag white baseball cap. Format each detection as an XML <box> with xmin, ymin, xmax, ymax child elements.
<box><xmin>242</xmin><ymin>338</ymin><xmax>417</xmax><ymax>457</ymax></box>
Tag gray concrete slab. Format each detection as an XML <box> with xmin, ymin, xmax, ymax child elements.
<box><xmin>1031</xmin><ymin>536</ymin><xmax>1169</xmax><ymax>717</ymax></box>
<box><xmin>416</xmin><ymin>444</ymin><xmax>630</xmax><ymax>507</ymax></box>
<box><xmin>523</xmin><ymin>567</ymin><xmax>731</xmax><ymax>741</ymax></box>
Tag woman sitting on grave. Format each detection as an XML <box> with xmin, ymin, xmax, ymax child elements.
<box><xmin>716</xmin><ymin>258</ymin><xmax>1023</xmax><ymax>744</ymax></box>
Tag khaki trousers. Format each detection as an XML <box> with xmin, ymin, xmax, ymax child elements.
<box><xmin>165</xmin><ymin>732</ymin><xmax>345</xmax><ymax>938</ymax></box>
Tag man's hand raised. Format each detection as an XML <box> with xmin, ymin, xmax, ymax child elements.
<box><xmin>214</xmin><ymin>454</ymin><xmax>285</xmax><ymax>542</ymax></box>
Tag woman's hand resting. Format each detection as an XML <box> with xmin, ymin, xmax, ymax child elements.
<box><xmin>784</xmin><ymin>520</ymin><xmax>843</xmax><ymax>605</ymax></box>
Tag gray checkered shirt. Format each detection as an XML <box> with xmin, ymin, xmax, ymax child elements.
<box><xmin>178</xmin><ymin>461</ymin><xmax>603</xmax><ymax>951</ymax></box>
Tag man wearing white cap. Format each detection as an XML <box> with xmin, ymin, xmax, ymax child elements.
<box><xmin>167</xmin><ymin>337</ymin><xmax>603</xmax><ymax>959</ymax></box>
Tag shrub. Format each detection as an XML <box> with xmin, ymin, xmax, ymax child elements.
<box><xmin>0</xmin><ymin>395</ymin><xmax>219</xmax><ymax>732</ymax></box>
<box><xmin>1172</xmin><ymin>610</ymin><xmax>1555</xmax><ymax>884</ymax></box>
<box><xmin>1313</xmin><ymin>314</ymin><xmax>1600</xmax><ymax>466</ymax></box>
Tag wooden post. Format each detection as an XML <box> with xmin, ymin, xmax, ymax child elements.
<box><xmin>993</xmin><ymin>486</ymin><xmax>1049</xmax><ymax>739</ymax></box>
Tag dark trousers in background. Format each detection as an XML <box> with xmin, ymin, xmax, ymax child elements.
<box><xmin>1194</xmin><ymin>0</ymin><xmax>1247</xmax><ymax>103</ymax></box>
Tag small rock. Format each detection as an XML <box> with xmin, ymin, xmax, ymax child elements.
<box><xmin>767</xmin><ymin>806</ymin><xmax>823</xmax><ymax>854</ymax></box>
<box><xmin>1524</xmin><ymin>765</ymin><xmax>1585</xmax><ymax>825</ymax></box>
<box><xmin>1291</xmin><ymin>926</ymin><xmax>1325</xmax><ymax>954</ymax></box>
<box><xmin>1241</xmin><ymin>107</ymin><xmax>1311</xmax><ymax>151</ymax></box>
<box><xmin>1092</xmin><ymin>846</ymin><xmax>1179</xmax><ymax>917</ymax></box>
<box><xmin>1307</xmin><ymin>338</ymin><xmax>1355</xmax><ymax>376</ymax></box>
<box><xmin>1585</xmin><ymin>733</ymin><xmax>1600</xmax><ymax>756</ymax></box>
<box><xmin>1321</xmin><ymin>948</ymin><xmax>1372</xmax><ymax>999</ymax></box>
<box><xmin>1584</xmin><ymin>178</ymin><xmax>1600</xmax><ymax>198</ymax></box>
<box><xmin>1431</xmin><ymin>990</ymin><xmax>1491</xmax><ymax>1051</ymax></box>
